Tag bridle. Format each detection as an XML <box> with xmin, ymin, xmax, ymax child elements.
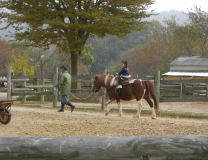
<box><xmin>93</xmin><ymin>79</ymin><xmax>101</xmax><ymax>92</ymax></box>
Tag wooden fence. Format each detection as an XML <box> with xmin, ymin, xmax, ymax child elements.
<box><xmin>0</xmin><ymin>67</ymin><xmax>157</xmax><ymax>109</ymax></box>
<box><xmin>160</xmin><ymin>78</ymin><xmax>208</xmax><ymax>102</ymax></box>
<box><xmin>0</xmin><ymin>66</ymin><xmax>102</xmax><ymax>108</ymax></box>
<box><xmin>3</xmin><ymin>67</ymin><xmax>207</xmax><ymax>105</ymax></box>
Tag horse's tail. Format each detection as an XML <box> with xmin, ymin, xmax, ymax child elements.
<box><xmin>145</xmin><ymin>80</ymin><xmax>159</xmax><ymax>111</ymax></box>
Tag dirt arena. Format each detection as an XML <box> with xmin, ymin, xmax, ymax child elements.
<box><xmin>1</xmin><ymin>103</ymin><xmax>208</xmax><ymax>137</ymax></box>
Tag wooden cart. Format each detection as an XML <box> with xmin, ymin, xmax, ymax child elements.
<box><xmin>0</xmin><ymin>100</ymin><xmax>14</xmax><ymax>124</ymax></box>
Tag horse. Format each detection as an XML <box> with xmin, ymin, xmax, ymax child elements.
<box><xmin>92</xmin><ymin>74</ymin><xmax>159</xmax><ymax>119</ymax></box>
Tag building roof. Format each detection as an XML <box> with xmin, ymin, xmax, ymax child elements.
<box><xmin>170</xmin><ymin>56</ymin><xmax>208</xmax><ymax>66</ymax></box>
<box><xmin>162</xmin><ymin>72</ymin><xmax>208</xmax><ymax>77</ymax></box>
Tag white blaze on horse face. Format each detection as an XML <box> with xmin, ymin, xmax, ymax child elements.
<box><xmin>104</xmin><ymin>74</ymin><xmax>109</xmax><ymax>87</ymax></box>
<box><xmin>110</xmin><ymin>77</ymin><xmax>116</xmax><ymax>87</ymax></box>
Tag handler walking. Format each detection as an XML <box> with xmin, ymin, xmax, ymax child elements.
<box><xmin>55</xmin><ymin>65</ymin><xmax>75</xmax><ymax>112</ymax></box>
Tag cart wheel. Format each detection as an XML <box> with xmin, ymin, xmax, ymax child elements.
<box><xmin>0</xmin><ymin>109</ymin><xmax>11</xmax><ymax>124</ymax></box>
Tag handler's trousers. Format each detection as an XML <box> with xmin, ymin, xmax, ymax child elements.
<box><xmin>61</xmin><ymin>95</ymin><xmax>74</xmax><ymax>110</ymax></box>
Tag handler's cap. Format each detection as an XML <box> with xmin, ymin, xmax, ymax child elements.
<box><xmin>59</xmin><ymin>65</ymin><xmax>67</xmax><ymax>70</ymax></box>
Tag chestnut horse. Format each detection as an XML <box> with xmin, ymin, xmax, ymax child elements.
<box><xmin>92</xmin><ymin>74</ymin><xmax>159</xmax><ymax>119</ymax></box>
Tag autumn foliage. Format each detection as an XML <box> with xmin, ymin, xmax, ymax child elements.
<box><xmin>127</xmin><ymin>41</ymin><xmax>166</xmax><ymax>76</ymax></box>
<box><xmin>9</xmin><ymin>52</ymin><xmax>35</xmax><ymax>75</ymax></box>
<box><xmin>0</xmin><ymin>38</ymin><xmax>13</xmax><ymax>72</ymax></box>
<box><xmin>0</xmin><ymin>0</ymin><xmax>155</xmax><ymax>76</ymax></box>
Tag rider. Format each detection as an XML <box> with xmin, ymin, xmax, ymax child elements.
<box><xmin>117</xmin><ymin>60</ymin><xmax>131</xmax><ymax>88</ymax></box>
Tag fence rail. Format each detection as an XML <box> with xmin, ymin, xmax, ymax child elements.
<box><xmin>0</xmin><ymin>67</ymin><xmax>103</xmax><ymax>108</ymax></box>
<box><xmin>160</xmin><ymin>77</ymin><xmax>208</xmax><ymax>102</ymax></box>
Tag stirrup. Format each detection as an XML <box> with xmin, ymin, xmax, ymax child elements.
<box><xmin>116</xmin><ymin>88</ymin><xmax>120</xmax><ymax>94</ymax></box>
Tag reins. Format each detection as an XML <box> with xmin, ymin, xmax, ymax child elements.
<box><xmin>70</xmin><ymin>92</ymin><xmax>94</xmax><ymax>100</ymax></box>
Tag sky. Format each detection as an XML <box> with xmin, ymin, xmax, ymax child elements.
<box><xmin>150</xmin><ymin>0</ymin><xmax>208</xmax><ymax>12</ymax></box>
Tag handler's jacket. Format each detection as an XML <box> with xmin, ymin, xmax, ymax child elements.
<box><xmin>55</xmin><ymin>71</ymin><xmax>71</xmax><ymax>95</ymax></box>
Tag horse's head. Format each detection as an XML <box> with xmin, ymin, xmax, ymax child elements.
<box><xmin>92</xmin><ymin>75</ymin><xmax>101</xmax><ymax>93</ymax></box>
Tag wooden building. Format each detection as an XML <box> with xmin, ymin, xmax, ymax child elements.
<box><xmin>162</xmin><ymin>56</ymin><xmax>208</xmax><ymax>80</ymax></box>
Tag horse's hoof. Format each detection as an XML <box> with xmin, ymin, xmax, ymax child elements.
<box><xmin>105</xmin><ymin>112</ymin><xmax>109</xmax><ymax>116</ymax></box>
<box><xmin>117</xmin><ymin>114</ymin><xmax>122</xmax><ymax>117</ymax></box>
<box><xmin>133</xmin><ymin>115</ymin><xmax>140</xmax><ymax>119</ymax></box>
<box><xmin>152</xmin><ymin>117</ymin><xmax>156</xmax><ymax>119</ymax></box>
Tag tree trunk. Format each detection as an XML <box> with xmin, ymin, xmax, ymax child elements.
<box><xmin>1</xmin><ymin>136</ymin><xmax>208</xmax><ymax>160</ymax></box>
<box><xmin>71</xmin><ymin>51</ymin><xmax>81</xmax><ymax>76</ymax></box>
<box><xmin>71</xmin><ymin>51</ymin><xmax>82</xmax><ymax>89</ymax></box>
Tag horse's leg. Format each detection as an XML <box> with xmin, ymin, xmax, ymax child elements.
<box><xmin>134</xmin><ymin>100</ymin><xmax>143</xmax><ymax>119</ymax></box>
<box><xmin>134</xmin><ymin>88</ymin><xmax>146</xmax><ymax>119</ymax></box>
<box><xmin>117</xmin><ymin>99</ymin><xmax>122</xmax><ymax>117</ymax></box>
<box><xmin>144</xmin><ymin>92</ymin><xmax>156</xmax><ymax>119</ymax></box>
<box><xmin>105</xmin><ymin>99</ymin><xmax>115</xmax><ymax>116</ymax></box>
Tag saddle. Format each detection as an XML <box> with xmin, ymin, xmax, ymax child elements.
<box><xmin>121</xmin><ymin>78</ymin><xmax>136</xmax><ymax>86</ymax></box>
<box><xmin>122</xmin><ymin>77</ymin><xmax>132</xmax><ymax>83</ymax></box>
<box><xmin>115</xmin><ymin>78</ymin><xmax>136</xmax><ymax>94</ymax></box>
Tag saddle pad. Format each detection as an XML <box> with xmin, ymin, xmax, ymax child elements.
<box><xmin>122</xmin><ymin>79</ymin><xmax>137</xmax><ymax>86</ymax></box>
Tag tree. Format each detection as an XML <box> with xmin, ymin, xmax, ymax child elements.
<box><xmin>9</xmin><ymin>52</ymin><xmax>35</xmax><ymax>75</ymax></box>
<box><xmin>187</xmin><ymin>6</ymin><xmax>208</xmax><ymax>56</ymax></box>
<box><xmin>0</xmin><ymin>37</ymin><xmax>13</xmax><ymax>72</ymax></box>
<box><xmin>86</xmin><ymin>20</ymin><xmax>162</xmax><ymax>73</ymax></box>
<box><xmin>151</xmin><ymin>16</ymin><xmax>207</xmax><ymax>73</ymax></box>
<box><xmin>81</xmin><ymin>44</ymin><xmax>94</xmax><ymax>73</ymax></box>
<box><xmin>0</xmin><ymin>0</ymin><xmax>155</xmax><ymax>79</ymax></box>
<box><xmin>126</xmin><ymin>40</ymin><xmax>166</xmax><ymax>76</ymax></box>
<box><xmin>27</xmin><ymin>46</ymin><xmax>68</xmax><ymax>74</ymax></box>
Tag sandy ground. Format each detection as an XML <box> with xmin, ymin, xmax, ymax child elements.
<box><xmin>1</xmin><ymin>92</ymin><xmax>208</xmax><ymax>137</ymax></box>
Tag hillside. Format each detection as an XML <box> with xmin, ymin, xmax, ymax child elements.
<box><xmin>147</xmin><ymin>10</ymin><xmax>189</xmax><ymax>25</ymax></box>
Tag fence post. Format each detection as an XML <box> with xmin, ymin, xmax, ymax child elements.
<box><xmin>154</xmin><ymin>71</ymin><xmax>160</xmax><ymax>108</ymax></box>
<box><xmin>37</xmin><ymin>75</ymin><xmax>41</xmax><ymax>96</ymax></box>
<box><xmin>22</xmin><ymin>70</ymin><xmax>26</xmax><ymax>103</ymax></box>
<box><xmin>7</xmin><ymin>66</ymin><xmax>12</xmax><ymax>100</ymax></box>
<box><xmin>101</xmin><ymin>68</ymin><xmax>107</xmax><ymax>110</ymax></box>
<box><xmin>53</xmin><ymin>67</ymin><xmax>58</xmax><ymax>108</ymax></box>
<box><xmin>41</xmin><ymin>71</ymin><xmax>45</xmax><ymax>102</ymax></box>
<box><xmin>11</xmin><ymin>70</ymin><xmax>14</xmax><ymax>90</ymax></box>
<box><xmin>207</xmin><ymin>83</ymin><xmax>208</xmax><ymax>98</ymax></box>
<box><xmin>180</xmin><ymin>77</ymin><xmax>183</xmax><ymax>98</ymax></box>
